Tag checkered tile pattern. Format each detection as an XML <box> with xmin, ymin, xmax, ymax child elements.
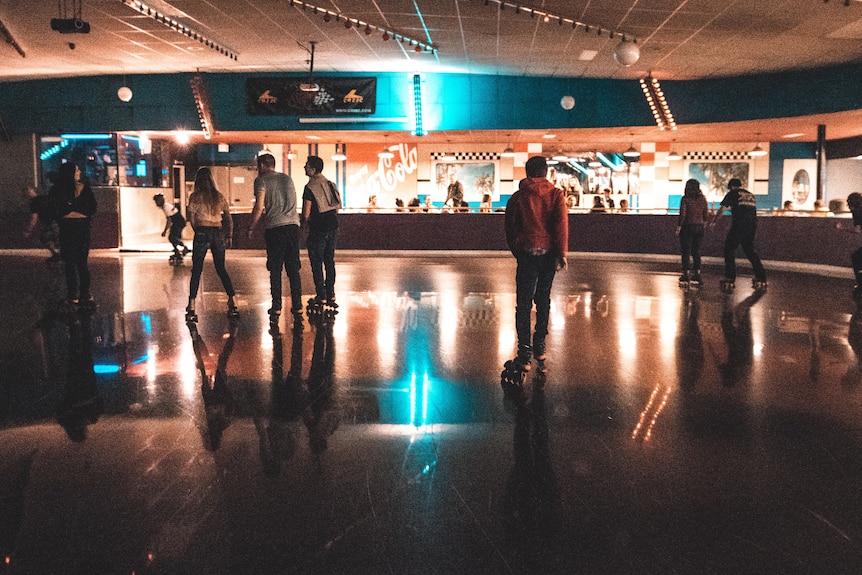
<box><xmin>683</xmin><ymin>151</ymin><xmax>751</xmax><ymax>161</ymax></box>
<box><xmin>431</xmin><ymin>152</ymin><xmax>500</xmax><ymax>161</ymax></box>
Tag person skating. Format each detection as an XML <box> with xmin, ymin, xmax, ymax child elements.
<box><xmin>247</xmin><ymin>153</ymin><xmax>302</xmax><ymax>324</ymax></box>
<box><xmin>839</xmin><ymin>192</ymin><xmax>862</xmax><ymax>299</ymax></box>
<box><xmin>300</xmin><ymin>155</ymin><xmax>341</xmax><ymax>317</ymax></box>
<box><xmin>186</xmin><ymin>167</ymin><xmax>238</xmax><ymax>321</ymax></box>
<box><xmin>676</xmin><ymin>179</ymin><xmax>710</xmax><ymax>287</ymax></box>
<box><xmin>710</xmin><ymin>177</ymin><xmax>767</xmax><ymax>291</ymax></box>
<box><xmin>153</xmin><ymin>193</ymin><xmax>190</xmax><ymax>264</ymax></box>
<box><xmin>503</xmin><ymin>155</ymin><xmax>568</xmax><ymax>387</ymax></box>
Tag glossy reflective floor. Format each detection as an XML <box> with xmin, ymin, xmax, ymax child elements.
<box><xmin>2</xmin><ymin>250</ymin><xmax>862</xmax><ymax>575</ymax></box>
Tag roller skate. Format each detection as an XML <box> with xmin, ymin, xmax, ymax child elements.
<box><xmin>752</xmin><ymin>278</ymin><xmax>768</xmax><ymax>292</ymax></box>
<box><xmin>720</xmin><ymin>278</ymin><xmax>736</xmax><ymax>293</ymax></box>
<box><xmin>268</xmin><ymin>306</ymin><xmax>282</xmax><ymax>324</ymax></box>
<box><xmin>533</xmin><ymin>341</ymin><xmax>548</xmax><ymax>385</ymax></box>
<box><xmin>185</xmin><ymin>298</ymin><xmax>198</xmax><ymax>323</ymax></box>
<box><xmin>500</xmin><ymin>348</ymin><xmax>531</xmax><ymax>399</ymax></box>
<box><xmin>678</xmin><ymin>271</ymin><xmax>691</xmax><ymax>289</ymax></box>
<box><xmin>226</xmin><ymin>296</ymin><xmax>239</xmax><ymax>318</ymax></box>
<box><xmin>169</xmin><ymin>252</ymin><xmax>184</xmax><ymax>266</ymax></box>
<box><xmin>690</xmin><ymin>270</ymin><xmax>703</xmax><ymax>288</ymax></box>
<box><xmin>306</xmin><ymin>297</ymin><xmax>338</xmax><ymax>320</ymax></box>
<box><xmin>75</xmin><ymin>295</ymin><xmax>96</xmax><ymax>314</ymax></box>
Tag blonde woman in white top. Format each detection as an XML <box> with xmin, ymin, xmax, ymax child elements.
<box><xmin>185</xmin><ymin>167</ymin><xmax>237</xmax><ymax>321</ymax></box>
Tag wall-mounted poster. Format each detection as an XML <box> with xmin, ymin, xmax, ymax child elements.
<box><xmin>782</xmin><ymin>159</ymin><xmax>817</xmax><ymax>210</ymax></box>
<box><xmin>686</xmin><ymin>161</ymin><xmax>751</xmax><ymax>203</ymax></box>
<box><xmin>433</xmin><ymin>161</ymin><xmax>498</xmax><ymax>205</ymax></box>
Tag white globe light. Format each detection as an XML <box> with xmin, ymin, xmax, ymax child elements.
<box><xmin>560</xmin><ymin>95</ymin><xmax>575</xmax><ymax>110</ymax></box>
<box><xmin>117</xmin><ymin>86</ymin><xmax>133</xmax><ymax>102</ymax></box>
<box><xmin>613</xmin><ymin>40</ymin><xmax>640</xmax><ymax>67</ymax></box>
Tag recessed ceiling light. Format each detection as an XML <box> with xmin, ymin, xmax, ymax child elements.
<box><xmin>542</xmin><ymin>134</ymin><xmax>556</xmax><ymax>139</ymax></box>
<box><xmin>306</xmin><ymin>135</ymin><xmax>321</xmax><ymax>140</ymax></box>
<box><xmin>782</xmin><ymin>132</ymin><xmax>805</xmax><ymax>138</ymax></box>
<box><xmin>579</xmin><ymin>50</ymin><xmax>598</xmax><ymax>61</ymax></box>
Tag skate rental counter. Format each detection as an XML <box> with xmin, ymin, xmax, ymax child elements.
<box><xmin>231</xmin><ymin>212</ymin><xmax>856</xmax><ymax>271</ymax></box>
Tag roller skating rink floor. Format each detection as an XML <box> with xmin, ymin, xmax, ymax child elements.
<box><xmin>1</xmin><ymin>249</ymin><xmax>861</xmax><ymax>574</ymax></box>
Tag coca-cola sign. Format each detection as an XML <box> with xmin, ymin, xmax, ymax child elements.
<box><xmin>346</xmin><ymin>143</ymin><xmax>418</xmax><ymax>208</ymax></box>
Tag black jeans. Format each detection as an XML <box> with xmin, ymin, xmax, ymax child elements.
<box><xmin>852</xmin><ymin>246</ymin><xmax>862</xmax><ymax>286</ymax></box>
<box><xmin>59</xmin><ymin>217</ymin><xmax>92</xmax><ymax>300</ymax></box>
<box><xmin>723</xmin><ymin>224</ymin><xmax>766</xmax><ymax>281</ymax></box>
<box><xmin>679</xmin><ymin>224</ymin><xmax>705</xmax><ymax>273</ymax></box>
<box><xmin>307</xmin><ymin>228</ymin><xmax>338</xmax><ymax>301</ymax></box>
<box><xmin>514</xmin><ymin>252</ymin><xmax>557</xmax><ymax>356</ymax></box>
<box><xmin>189</xmin><ymin>227</ymin><xmax>235</xmax><ymax>299</ymax></box>
<box><xmin>265</xmin><ymin>225</ymin><xmax>302</xmax><ymax>311</ymax></box>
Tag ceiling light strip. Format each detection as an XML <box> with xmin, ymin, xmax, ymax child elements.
<box><xmin>476</xmin><ymin>0</ymin><xmax>636</xmax><ymax>41</ymax></box>
<box><xmin>639</xmin><ymin>75</ymin><xmax>676</xmax><ymax>131</ymax></box>
<box><xmin>119</xmin><ymin>0</ymin><xmax>238</xmax><ymax>61</ymax></box>
<box><xmin>190</xmin><ymin>74</ymin><xmax>214</xmax><ymax>140</ymax></box>
<box><xmin>288</xmin><ymin>0</ymin><xmax>437</xmax><ymax>53</ymax></box>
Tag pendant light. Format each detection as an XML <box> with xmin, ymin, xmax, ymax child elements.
<box><xmin>623</xmin><ymin>143</ymin><xmax>640</xmax><ymax>158</ymax></box>
<box><xmin>748</xmin><ymin>143</ymin><xmax>767</xmax><ymax>157</ymax></box>
<box><xmin>378</xmin><ymin>134</ymin><xmax>395</xmax><ymax>159</ymax></box>
<box><xmin>501</xmin><ymin>133</ymin><xmax>516</xmax><ymax>158</ymax></box>
<box><xmin>332</xmin><ymin>143</ymin><xmax>347</xmax><ymax>161</ymax></box>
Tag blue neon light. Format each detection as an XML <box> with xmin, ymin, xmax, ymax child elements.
<box><xmin>411</xmin><ymin>74</ymin><xmax>426</xmax><ymax>136</ymax></box>
<box><xmin>568</xmin><ymin>161</ymin><xmax>590</xmax><ymax>175</ymax></box>
<box><xmin>596</xmin><ymin>152</ymin><xmax>622</xmax><ymax>170</ymax></box>
<box><xmin>59</xmin><ymin>134</ymin><xmax>112</xmax><ymax>140</ymax></box>
<box><xmin>93</xmin><ymin>364</ymin><xmax>121</xmax><ymax>374</ymax></box>
<box><xmin>141</xmin><ymin>313</ymin><xmax>152</xmax><ymax>335</ymax></box>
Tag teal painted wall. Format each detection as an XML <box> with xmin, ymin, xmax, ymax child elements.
<box><xmin>2</xmin><ymin>63</ymin><xmax>862</xmax><ymax>135</ymax></box>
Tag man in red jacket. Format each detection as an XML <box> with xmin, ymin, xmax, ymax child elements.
<box><xmin>504</xmin><ymin>155</ymin><xmax>568</xmax><ymax>377</ymax></box>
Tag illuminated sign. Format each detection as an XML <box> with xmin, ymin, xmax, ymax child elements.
<box><xmin>246</xmin><ymin>77</ymin><xmax>376</xmax><ymax>116</ymax></box>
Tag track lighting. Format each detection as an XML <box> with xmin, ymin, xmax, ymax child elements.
<box><xmin>640</xmin><ymin>75</ymin><xmax>676</xmax><ymax>130</ymax></box>
<box><xmin>190</xmin><ymin>74</ymin><xmax>214</xmax><ymax>140</ymax></box>
<box><xmin>120</xmin><ymin>0</ymin><xmax>237</xmax><ymax>60</ymax></box>
<box><xmin>287</xmin><ymin>0</ymin><xmax>437</xmax><ymax>53</ymax></box>
<box><xmin>477</xmin><ymin>0</ymin><xmax>635</xmax><ymax>64</ymax></box>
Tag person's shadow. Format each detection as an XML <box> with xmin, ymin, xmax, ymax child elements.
<box><xmin>56</xmin><ymin>309</ymin><xmax>103</xmax><ymax>442</ymax></box>
<box><xmin>676</xmin><ymin>290</ymin><xmax>705</xmax><ymax>391</ymax></box>
<box><xmin>719</xmin><ymin>290</ymin><xmax>764</xmax><ymax>387</ymax></box>
<box><xmin>187</xmin><ymin>319</ymin><xmax>238</xmax><ymax>450</ymax></box>
<box><xmin>842</xmin><ymin>301</ymin><xmax>862</xmax><ymax>387</ymax></box>
<box><xmin>258</xmin><ymin>322</ymin><xmax>306</xmax><ymax>476</ymax></box>
<box><xmin>502</xmin><ymin>386</ymin><xmax>557</xmax><ymax>570</ymax></box>
<box><xmin>304</xmin><ymin>314</ymin><xmax>339</xmax><ymax>459</ymax></box>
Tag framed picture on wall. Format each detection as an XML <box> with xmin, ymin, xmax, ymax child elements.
<box><xmin>686</xmin><ymin>161</ymin><xmax>751</xmax><ymax>202</ymax></box>
<box><xmin>433</xmin><ymin>161</ymin><xmax>498</xmax><ymax>204</ymax></box>
<box><xmin>782</xmin><ymin>159</ymin><xmax>816</xmax><ymax>210</ymax></box>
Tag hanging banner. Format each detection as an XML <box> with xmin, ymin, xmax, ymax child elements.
<box><xmin>246</xmin><ymin>77</ymin><xmax>376</xmax><ymax>116</ymax></box>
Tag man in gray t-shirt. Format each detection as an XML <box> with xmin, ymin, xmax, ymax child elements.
<box><xmin>247</xmin><ymin>153</ymin><xmax>302</xmax><ymax>320</ymax></box>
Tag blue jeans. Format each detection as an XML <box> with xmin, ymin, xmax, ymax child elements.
<box><xmin>514</xmin><ymin>251</ymin><xmax>557</xmax><ymax>356</ymax></box>
<box><xmin>189</xmin><ymin>227</ymin><xmax>235</xmax><ymax>299</ymax></box>
<box><xmin>307</xmin><ymin>229</ymin><xmax>338</xmax><ymax>301</ymax></box>
<box><xmin>265</xmin><ymin>225</ymin><xmax>302</xmax><ymax>311</ymax></box>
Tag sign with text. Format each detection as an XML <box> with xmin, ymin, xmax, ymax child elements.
<box><xmin>246</xmin><ymin>77</ymin><xmax>376</xmax><ymax>115</ymax></box>
<box><xmin>345</xmin><ymin>143</ymin><xmax>418</xmax><ymax>209</ymax></box>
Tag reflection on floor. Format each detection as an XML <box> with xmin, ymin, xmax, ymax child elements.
<box><xmin>1</xmin><ymin>250</ymin><xmax>862</xmax><ymax>574</ymax></box>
